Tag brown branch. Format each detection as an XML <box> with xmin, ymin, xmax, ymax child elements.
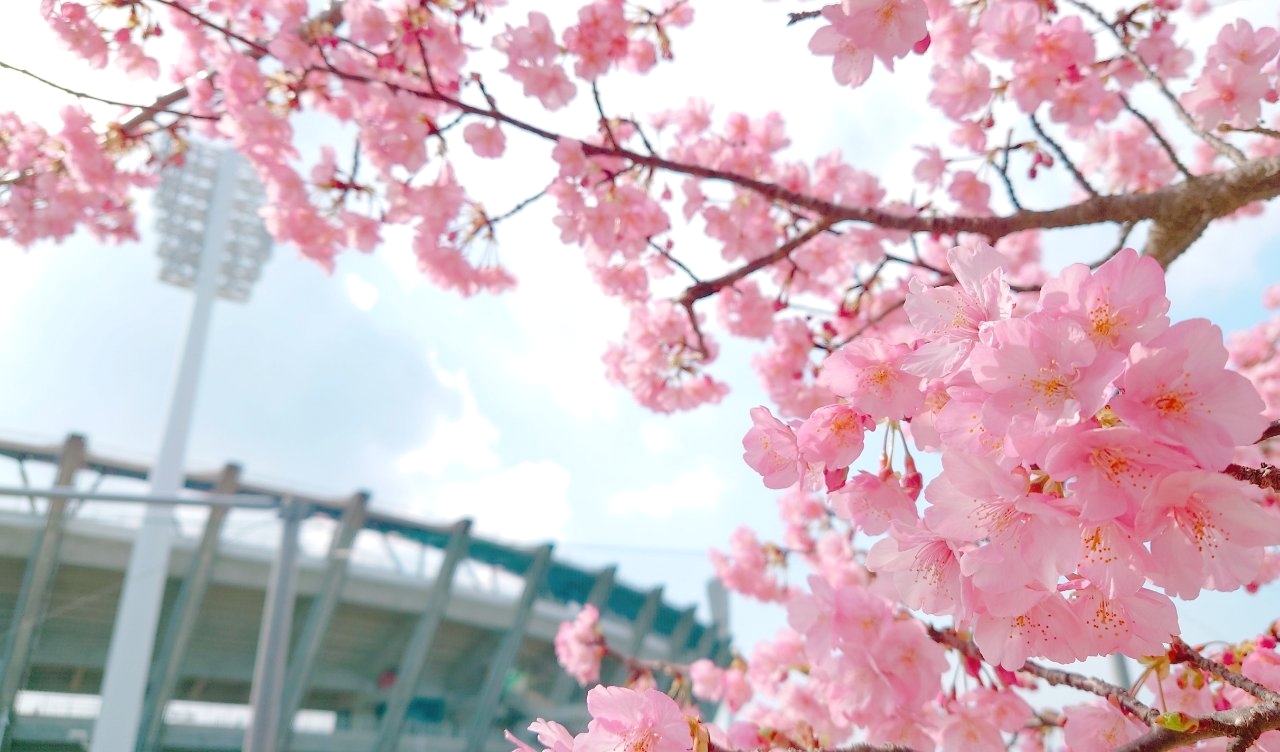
<box><xmin>1114</xmin><ymin>698</ymin><xmax>1280</xmax><ymax>752</ymax></box>
<box><xmin>1220</xmin><ymin>124</ymin><xmax>1280</xmax><ymax>140</ymax></box>
<box><xmin>1169</xmin><ymin>637</ymin><xmax>1280</xmax><ymax>703</ymax></box>
<box><xmin>927</xmin><ymin>626</ymin><xmax>1159</xmax><ymax>723</ymax></box>
<box><xmin>1024</xmin><ymin>661</ymin><xmax>1159</xmax><ymax>723</ymax></box>
<box><xmin>928</xmin><ymin>626</ymin><xmax>1280</xmax><ymax>752</ymax></box>
<box><xmin>678</xmin><ymin>220</ymin><xmax>833</xmax><ymax>307</ymax></box>
<box><xmin>786</xmin><ymin>10</ymin><xmax>823</xmax><ymax>26</ymax></box>
<box><xmin>1257</xmin><ymin>419</ymin><xmax>1280</xmax><ymax>444</ymax></box>
<box><xmin>1223</xmin><ymin>463</ymin><xmax>1280</xmax><ymax>492</ymax></box>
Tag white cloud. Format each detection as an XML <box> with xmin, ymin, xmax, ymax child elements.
<box><xmin>428</xmin><ymin>460</ymin><xmax>572</xmax><ymax>544</ymax></box>
<box><xmin>607</xmin><ymin>467</ymin><xmax>726</xmax><ymax>520</ymax></box>
<box><xmin>341</xmin><ymin>272</ymin><xmax>380</xmax><ymax>311</ymax></box>
<box><xmin>396</xmin><ymin>355</ymin><xmax>500</xmax><ymax>478</ymax></box>
<box><xmin>500</xmin><ymin>225</ymin><xmax>627</xmax><ymax>423</ymax></box>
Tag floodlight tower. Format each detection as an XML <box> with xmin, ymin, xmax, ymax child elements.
<box><xmin>91</xmin><ymin>142</ymin><xmax>271</xmax><ymax>752</ymax></box>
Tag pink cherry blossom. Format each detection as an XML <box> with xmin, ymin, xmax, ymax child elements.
<box><xmin>819</xmin><ymin>339</ymin><xmax>924</xmax><ymax>421</ymax></box>
<box><xmin>742</xmin><ymin>406</ymin><xmax>802</xmax><ymax>489</ymax></box>
<box><xmin>575</xmin><ymin>686</ymin><xmax>693</xmax><ymax>752</ymax></box>
<box><xmin>554</xmin><ymin>604</ymin><xmax>604</xmax><ymax>686</ymax></box>
<box><xmin>1112</xmin><ymin>318</ymin><xmax>1268</xmax><ymax>469</ymax></box>
<box><xmin>462</xmin><ymin>122</ymin><xmax>506</xmax><ymax>158</ymax></box>
<box><xmin>796</xmin><ymin>404</ymin><xmax>875</xmax><ymax>470</ymax></box>
<box><xmin>1138</xmin><ymin>470</ymin><xmax>1280</xmax><ymax>598</ymax></box>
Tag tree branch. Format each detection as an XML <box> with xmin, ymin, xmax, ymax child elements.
<box><xmin>0</xmin><ymin>61</ymin><xmax>213</xmax><ymax>122</ymax></box>
<box><xmin>1114</xmin><ymin>698</ymin><xmax>1280</xmax><ymax>752</ymax></box>
<box><xmin>1222</xmin><ymin>463</ymin><xmax>1280</xmax><ymax>492</ymax></box>
<box><xmin>678</xmin><ymin>221</ymin><xmax>833</xmax><ymax>307</ymax></box>
<box><xmin>1169</xmin><ymin>638</ymin><xmax>1280</xmax><ymax>703</ymax></box>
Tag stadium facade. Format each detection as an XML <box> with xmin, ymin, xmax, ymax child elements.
<box><xmin>0</xmin><ymin>434</ymin><xmax>730</xmax><ymax>751</ymax></box>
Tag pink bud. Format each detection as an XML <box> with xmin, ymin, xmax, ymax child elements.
<box><xmin>912</xmin><ymin>33</ymin><xmax>932</xmax><ymax>55</ymax></box>
<box><xmin>60</xmin><ymin>2</ymin><xmax>88</xmax><ymax>21</ymax></box>
<box><xmin>824</xmin><ymin>466</ymin><xmax>848</xmax><ymax>493</ymax></box>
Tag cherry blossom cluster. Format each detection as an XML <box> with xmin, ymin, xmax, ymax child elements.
<box><xmin>554</xmin><ymin>603</ymin><xmax>606</xmax><ymax>687</ymax></box>
<box><xmin>744</xmin><ymin>244</ymin><xmax>1280</xmax><ymax>672</ymax></box>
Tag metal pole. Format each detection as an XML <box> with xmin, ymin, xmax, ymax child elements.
<box><xmin>277</xmin><ymin>492</ymin><xmax>369</xmax><ymax>747</ymax></box>
<box><xmin>243</xmin><ymin>499</ymin><xmax>305</xmax><ymax>751</ymax></box>
<box><xmin>91</xmin><ymin>149</ymin><xmax>239</xmax><ymax>752</ymax></box>
<box><xmin>462</xmin><ymin>545</ymin><xmax>553</xmax><ymax>752</ymax></box>
<box><xmin>373</xmin><ymin>519</ymin><xmax>471</xmax><ymax>752</ymax></box>
<box><xmin>0</xmin><ymin>435</ymin><xmax>85</xmax><ymax>750</ymax></box>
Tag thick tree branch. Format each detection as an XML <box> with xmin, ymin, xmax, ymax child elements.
<box><xmin>1114</xmin><ymin>698</ymin><xmax>1280</xmax><ymax>752</ymax></box>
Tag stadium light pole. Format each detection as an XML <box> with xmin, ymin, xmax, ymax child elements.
<box><xmin>90</xmin><ymin>142</ymin><xmax>271</xmax><ymax>752</ymax></box>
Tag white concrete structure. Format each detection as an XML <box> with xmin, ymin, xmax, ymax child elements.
<box><xmin>0</xmin><ymin>436</ymin><xmax>730</xmax><ymax>752</ymax></box>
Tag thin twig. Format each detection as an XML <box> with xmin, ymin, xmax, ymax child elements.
<box><xmin>1120</xmin><ymin>94</ymin><xmax>1192</xmax><ymax>178</ymax></box>
<box><xmin>1092</xmin><ymin>221</ymin><xmax>1136</xmax><ymax>267</ymax></box>
<box><xmin>1220</xmin><ymin>124</ymin><xmax>1280</xmax><ymax>140</ymax></box>
<box><xmin>926</xmin><ymin>626</ymin><xmax>1159</xmax><ymax>723</ymax></box>
<box><xmin>591</xmin><ymin>81</ymin><xmax>621</xmax><ymax>151</ymax></box>
<box><xmin>995</xmin><ymin>129</ymin><xmax>1025</xmax><ymax>211</ymax></box>
<box><xmin>485</xmin><ymin>186</ymin><xmax>549</xmax><ymax>226</ymax></box>
<box><xmin>650</xmin><ymin>239</ymin><xmax>701</xmax><ymax>284</ymax></box>
<box><xmin>1029</xmin><ymin>113</ymin><xmax>1100</xmax><ymax>198</ymax></box>
<box><xmin>786</xmin><ymin>10</ymin><xmax>823</xmax><ymax>25</ymax></box>
<box><xmin>1066</xmin><ymin>0</ymin><xmax>1248</xmax><ymax>166</ymax></box>
<box><xmin>0</xmin><ymin>61</ymin><xmax>213</xmax><ymax>122</ymax></box>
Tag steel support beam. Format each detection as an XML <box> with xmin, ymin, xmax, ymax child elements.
<box><xmin>462</xmin><ymin>544</ymin><xmax>553</xmax><ymax>752</ymax></box>
<box><xmin>609</xmin><ymin>586</ymin><xmax>662</xmax><ymax>685</ymax></box>
<box><xmin>691</xmin><ymin>622</ymin><xmax>718</xmax><ymax>662</ymax></box>
<box><xmin>242</xmin><ymin>499</ymin><xmax>306</xmax><ymax>751</ymax></box>
<box><xmin>665</xmin><ymin>606</ymin><xmax>697</xmax><ymax>663</ymax></box>
<box><xmin>373</xmin><ymin>519</ymin><xmax>471</xmax><ymax>752</ymax></box>
<box><xmin>0</xmin><ymin>486</ymin><xmax>274</xmax><ymax>508</ymax></box>
<box><xmin>548</xmin><ymin>566</ymin><xmax>615</xmax><ymax>704</ymax></box>
<box><xmin>0</xmin><ymin>435</ymin><xmax>85</xmax><ymax>750</ymax></box>
<box><xmin>137</xmin><ymin>463</ymin><xmax>241</xmax><ymax>752</ymax></box>
<box><xmin>277</xmin><ymin>491</ymin><xmax>369</xmax><ymax>746</ymax></box>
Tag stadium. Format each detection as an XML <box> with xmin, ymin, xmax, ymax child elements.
<box><xmin>0</xmin><ymin>434</ymin><xmax>730</xmax><ymax>751</ymax></box>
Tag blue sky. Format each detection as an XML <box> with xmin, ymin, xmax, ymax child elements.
<box><xmin>1</xmin><ymin>0</ymin><xmax>1278</xmax><ymax>675</ymax></box>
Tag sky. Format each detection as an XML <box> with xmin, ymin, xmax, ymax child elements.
<box><xmin>1</xmin><ymin>0</ymin><xmax>1279</xmax><ymax>695</ymax></box>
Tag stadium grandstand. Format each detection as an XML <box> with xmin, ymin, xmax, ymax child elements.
<box><xmin>0</xmin><ymin>433</ymin><xmax>731</xmax><ymax>751</ymax></box>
